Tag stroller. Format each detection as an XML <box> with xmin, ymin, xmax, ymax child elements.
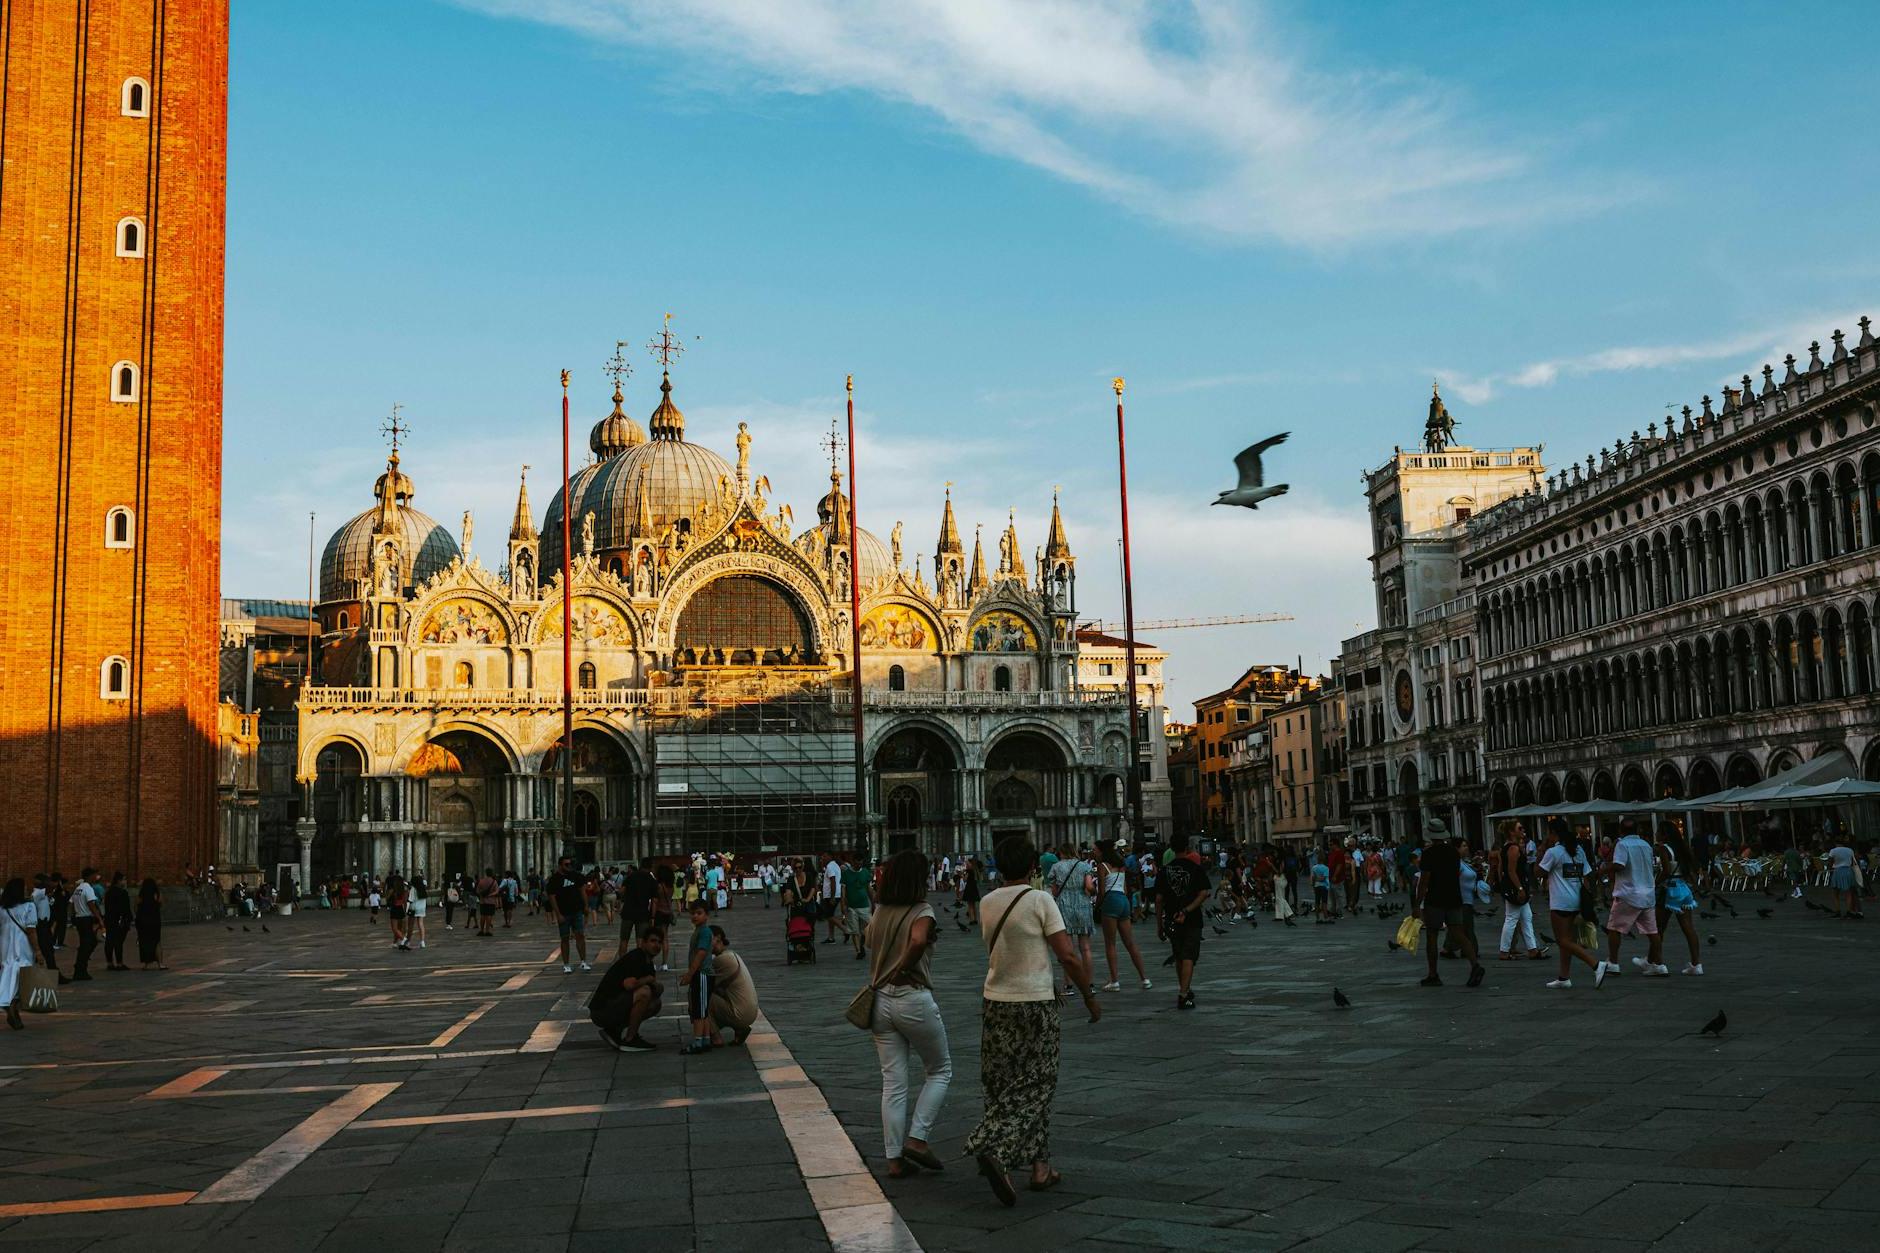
<box><xmin>785</xmin><ymin>903</ymin><xmax>818</xmax><ymax>964</ymax></box>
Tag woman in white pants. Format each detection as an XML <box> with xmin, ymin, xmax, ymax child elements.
<box><xmin>863</xmin><ymin>850</ymin><xmax>951</xmax><ymax>1179</ymax></box>
<box><xmin>1497</xmin><ymin>823</ymin><xmax>1548</xmax><ymax>961</ymax></box>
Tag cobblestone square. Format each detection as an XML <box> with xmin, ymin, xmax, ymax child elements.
<box><xmin>2</xmin><ymin>889</ymin><xmax>1875</xmax><ymax>1252</ymax></box>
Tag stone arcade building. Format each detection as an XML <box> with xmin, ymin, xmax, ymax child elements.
<box><xmin>1475</xmin><ymin>324</ymin><xmax>1880</xmax><ymax>828</ymax></box>
<box><xmin>291</xmin><ymin>367</ymin><xmax>1133</xmax><ymax>884</ymax></box>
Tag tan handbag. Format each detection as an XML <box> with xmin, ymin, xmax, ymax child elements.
<box><xmin>844</xmin><ymin>908</ymin><xmax>914</xmax><ymax>1029</ymax></box>
<box><xmin>5</xmin><ymin>910</ymin><xmax>56</xmax><ymax>1013</ymax></box>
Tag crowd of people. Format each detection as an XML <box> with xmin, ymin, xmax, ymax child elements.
<box><xmin>0</xmin><ymin>869</ymin><xmax>170</xmax><ymax>1032</ymax></box>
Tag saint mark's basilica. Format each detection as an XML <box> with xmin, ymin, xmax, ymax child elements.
<box><xmin>287</xmin><ymin>355</ymin><xmax>1135</xmax><ymax>886</ymax></box>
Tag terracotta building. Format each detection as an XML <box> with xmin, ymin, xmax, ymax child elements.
<box><xmin>0</xmin><ymin>2</ymin><xmax>228</xmax><ymax>881</ymax></box>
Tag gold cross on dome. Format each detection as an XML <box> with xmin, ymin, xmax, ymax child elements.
<box><xmin>820</xmin><ymin>411</ymin><xmax>843</xmax><ymax>475</ymax></box>
<box><xmin>380</xmin><ymin>402</ymin><xmax>408</xmax><ymax>454</ymax></box>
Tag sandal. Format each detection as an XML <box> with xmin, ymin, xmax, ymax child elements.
<box><xmin>886</xmin><ymin>1157</ymin><xmax>920</xmax><ymax>1179</ymax></box>
<box><xmin>1529</xmin><ymin>949</ymin><xmax>1551</xmax><ymax>960</ymax></box>
<box><xmin>976</xmin><ymin>1153</ymin><xmax>1017</xmax><ymax>1208</ymax></box>
<box><xmin>1028</xmin><ymin>1169</ymin><xmax>1063</xmax><ymax>1192</ymax></box>
<box><xmin>1498</xmin><ymin>952</ymin><xmax>1516</xmax><ymax>961</ymax></box>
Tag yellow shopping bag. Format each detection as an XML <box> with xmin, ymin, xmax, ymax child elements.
<box><xmin>1394</xmin><ymin>914</ymin><xmax>1423</xmax><ymax>951</ymax></box>
<box><xmin>1575</xmin><ymin>919</ymin><xmax>1599</xmax><ymax>951</ymax></box>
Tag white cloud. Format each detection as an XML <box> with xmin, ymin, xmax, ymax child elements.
<box><xmin>455</xmin><ymin>0</ymin><xmax>1617</xmax><ymax>248</ymax></box>
<box><xmin>1434</xmin><ymin>311</ymin><xmax>1862</xmax><ymax>406</ymax></box>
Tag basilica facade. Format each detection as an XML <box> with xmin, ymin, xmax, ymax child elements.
<box><xmin>292</xmin><ymin>369</ymin><xmax>1132</xmax><ymax>883</ymax></box>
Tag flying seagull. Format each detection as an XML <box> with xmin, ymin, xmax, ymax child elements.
<box><xmin>1214</xmin><ymin>433</ymin><xmax>1290</xmax><ymax>510</ymax></box>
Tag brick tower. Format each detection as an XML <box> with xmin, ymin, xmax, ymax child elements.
<box><xmin>0</xmin><ymin>1</ymin><xmax>228</xmax><ymax>881</ymax></box>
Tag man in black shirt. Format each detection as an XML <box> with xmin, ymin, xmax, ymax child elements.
<box><xmin>544</xmin><ymin>855</ymin><xmax>591</xmax><ymax>975</ymax></box>
<box><xmin>1415</xmin><ymin>818</ymin><xmax>1483</xmax><ymax>989</ymax></box>
<box><xmin>1157</xmin><ymin>832</ymin><xmax>1212</xmax><ymax>1011</ymax></box>
<box><xmin>589</xmin><ymin>927</ymin><xmax>663</xmax><ymax>1051</ymax></box>
<box><xmin>616</xmin><ymin>858</ymin><xmax>659</xmax><ymax>958</ymax></box>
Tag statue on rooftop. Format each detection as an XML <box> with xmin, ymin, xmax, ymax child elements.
<box><xmin>1423</xmin><ymin>381</ymin><xmax>1457</xmax><ymax>454</ymax></box>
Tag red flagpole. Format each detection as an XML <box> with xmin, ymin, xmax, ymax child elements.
<box><xmin>1114</xmin><ymin>378</ymin><xmax>1143</xmax><ymax>844</ymax></box>
<box><xmin>845</xmin><ymin>375</ymin><xmax>866</xmax><ymax>855</ymax></box>
<box><xmin>560</xmin><ymin>371</ymin><xmax>574</xmax><ymax>862</ymax></box>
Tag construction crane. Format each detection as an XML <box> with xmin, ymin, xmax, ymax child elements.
<box><xmin>1081</xmin><ymin>613</ymin><xmax>1294</xmax><ymax>634</ymax></box>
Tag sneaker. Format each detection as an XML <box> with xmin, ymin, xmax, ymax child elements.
<box><xmin>683</xmin><ymin>1038</ymin><xmax>712</xmax><ymax>1055</ymax></box>
<box><xmin>1140</xmin><ymin>978</ymin><xmax>1153</xmax><ymax>991</ymax></box>
<box><xmin>1630</xmin><ymin>956</ymin><xmax>1649</xmax><ymax>970</ymax></box>
<box><xmin>1466</xmin><ymin>965</ymin><xmax>1485</xmax><ymax>989</ymax></box>
<box><xmin>419</xmin><ymin>940</ymin><xmax>426</xmax><ymax>949</ymax></box>
<box><xmin>562</xmin><ymin>963</ymin><xmax>572</xmax><ymax>974</ymax></box>
<box><xmin>1101</xmin><ymin>981</ymin><xmax>1121</xmax><ymax>992</ymax></box>
<box><xmin>597</xmin><ymin>1026</ymin><xmax>624</xmax><ymax>1050</ymax></box>
<box><xmin>1642</xmin><ymin>964</ymin><xmax>1670</xmax><ymax>977</ymax></box>
<box><xmin>579</xmin><ymin>961</ymin><xmax>592</xmax><ymax>972</ymax></box>
<box><xmin>1178</xmin><ymin>993</ymin><xmax>1196</xmax><ymax>1010</ymax></box>
<box><xmin>1682</xmin><ymin>963</ymin><xmax>1704</xmax><ymax>976</ymax></box>
<box><xmin>1601</xmin><ymin>961</ymin><xmax>1621</xmax><ymax>977</ymax></box>
<box><xmin>1593</xmin><ymin>962</ymin><xmax>1608</xmax><ymax>990</ymax></box>
<box><xmin>620</xmin><ymin>1035</ymin><xmax>656</xmax><ymax>1051</ymax></box>
<box><xmin>1545</xmin><ymin>978</ymin><xmax>1573</xmax><ymax>989</ymax></box>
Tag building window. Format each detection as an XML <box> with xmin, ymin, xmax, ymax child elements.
<box><xmin>578</xmin><ymin>662</ymin><xmax>596</xmax><ymax>690</ymax></box>
<box><xmin>121</xmin><ymin>78</ymin><xmax>149</xmax><ymax>117</ymax></box>
<box><xmin>111</xmin><ymin>361</ymin><xmax>139</xmax><ymax>402</ymax></box>
<box><xmin>100</xmin><ymin>655</ymin><xmax>129</xmax><ymax>699</ymax></box>
<box><xmin>1098</xmin><ymin>663</ymin><xmax>1113</xmax><ymax>676</ymax></box>
<box><xmin>115</xmin><ymin>217</ymin><xmax>145</xmax><ymax>257</ymax></box>
<box><xmin>993</xmin><ymin>665</ymin><xmax>1012</xmax><ymax>692</ymax></box>
<box><xmin>104</xmin><ymin>506</ymin><xmax>134</xmax><ymax>548</ymax></box>
<box><xmin>888</xmin><ymin>664</ymin><xmax>906</xmax><ymax>691</ymax></box>
<box><xmin>337</xmin><ymin>611</ymin><xmax>350</xmax><ymax>630</ymax></box>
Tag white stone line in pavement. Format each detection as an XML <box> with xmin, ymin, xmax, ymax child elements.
<box><xmin>745</xmin><ymin>1015</ymin><xmax>923</xmax><ymax>1253</ymax></box>
<box><xmin>519</xmin><ymin>1019</ymin><xmax>575</xmax><ymax>1053</ymax></box>
<box><xmin>191</xmin><ymin>1083</ymin><xmax>401</xmax><ymax>1204</ymax></box>
<box><xmin>426</xmin><ymin>1000</ymin><xmax>496</xmax><ymax>1048</ymax></box>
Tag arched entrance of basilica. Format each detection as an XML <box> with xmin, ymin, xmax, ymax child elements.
<box><xmin>984</xmin><ymin>729</ymin><xmax>1074</xmax><ymax>849</ymax></box>
<box><xmin>872</xmin><ymin>725</ymin><xmax>959</xmax><ymax>855</ymax></box>
<box><xmin>542</xmin><ymin>729</ymin><xmax>636</xmax><ymax>867</ymax></box>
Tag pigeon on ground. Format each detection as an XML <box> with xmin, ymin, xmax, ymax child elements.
<box><xmin>1756</xmin><ymin>908</ymin><xmax>1773</xmax><ymax>919</ymax></box>
<box><xmin>956</xmin><ymin>919</ymin><xmax>969</xmax><ymax>932</ymax></box>
<box><xmin>1387</xmin><ymin>939</ymin><xmax>1401</xmax><ymax>952</ymax></box>
<box><xmin>1698</xmin><ymin>911</ymin><xmax>1718</xmax><ymax>920</ymax></box>
<box><xmin>1701</xmin><ymin>1010</ymin><xmax>1727</xmax><ymax>1037</ymax></box>
<box><xmin>241</xmin><ymin>926</ymin><xmax>250</xmax><ymax>933</ymax></box>
<box><xmin>262</xmin><ymin>924</ymin><xmax>271</xmax><ymax>933</ymax></box>
<box><xmin>225</xmin><ymin>926</ymin><xmax>233</xmax><ymax>932</ymax></box>
<box><xmin>1212</xmin><ymin>926</ymin><xmax>1228</xmax><ymax>937</ymax></box>
<box><xmin>1212</xmin><ymin>433</ymin><xmax>1291</xmax><ymax>510</ymax></box>
<box><xmin>1283</xmin><ymin>918</ymin><xmax>1296</xmax><ymax>928</ymax></box>
<box><xmin>1707</xmin><ymin>935</ymin><xmax>1717</xmax><ymax>946</ymax></box>
<box><xmin>1804</xmin><ymin>900</ymin><xmax>1825</xmax><ymax>912</ymax></box>
<box><xmin>1333</xmin><ymin>987</ymin><xmax>1351</xmax><ymax>1009</ymax></box>
<box><xmin>1711</xmin><ymin>893</ymin><xmax>1734</xmax><ymax>911</ymax></box>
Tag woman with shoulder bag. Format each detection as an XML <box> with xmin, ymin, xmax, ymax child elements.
<box><xmin>2</xmin><ymin>878</ymin><xmax>42</xmax><ymax>1030</ymax></box>
<box><xmin>965</xmin><ymin>837</ymin><xmax>1100</xmax><ymax>1207</ymax></box>
<box><xmin>861</xmin><ymin>851</ymin><xmax>952</xmax><ymax>1180</ymax></box>
<box><xmin>1537</xmin><ymin>818</ymin><xmax>1604</xmax><ymax>990</ymax></box>
<box><xmin>1497</xmin><ymin>822</ymin><xmax>1546</xmax><ymax>961</ymax></box>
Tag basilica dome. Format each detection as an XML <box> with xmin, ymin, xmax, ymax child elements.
<box><xmin>541</xmin><ymin>372</ymin><xmax>734</xmax><ymax>573</ymax></box>
<box><xmin>795</xmin><ymin>473</ymin><xmax>894</xmax><ymax>583</ymax></box>
<box><xmin>320</xmin><ymin>508</ymin><xmax>459</xmax><ymax>603</ymax></box>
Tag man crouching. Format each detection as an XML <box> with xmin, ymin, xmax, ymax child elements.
<box><xmin>590</xmin><ymin>926</ymin><xmax>664</xmax><ymax>1052</ymax></box>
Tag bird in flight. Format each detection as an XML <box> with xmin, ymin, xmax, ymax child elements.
<box><xmin>1213</xmin><ymin>433</ymin><xmax>1290</xmax><ymax>510</ymax></box>
<box><xmin>1332</xmin><ymin>987</ymin><xmax>1352</xmax><ymax>1009</ymax></box>
<box><xmin>1700</xmin><ymin>1010</ymin><xmax>1727</xmax><ymax>1037</ymax></box>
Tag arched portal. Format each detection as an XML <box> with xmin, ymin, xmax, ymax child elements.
<box><xmin>413</xmin><ymin>728</ymin><xmax>513</xmax><ymax>876</ymax></box>
<box><xmin>873</xmin><ymin>725</ymin><xmax>960</xmax><ymax>855</ymax></box>
<box><xmin>1537</xmin><ymin>774</ymin><xmax>1563</xmax><ymax>806</ymax></box>
<box><xmin>1563</xmin><ymin>772</ymin><xmax>1589</xmax><ymax>804</ymax></box>
<box><xmin>984</xmin><ymin>729</ymin><xmax>1075</xmax><ymax>846</ymax></box>
<box><xmin>311</xmin><ymin>740</ymin><xmax>364</xmax><ymax>883</ymax></box>
<box><xmin>541</xmin><ymin>729</ymin><xmax>636</xmax><ymax>865</ymax></box>
<box><xmin>1618</xmin><ymin>765</ymin><xmax>1650</xmax><ymax>803</ymax></box>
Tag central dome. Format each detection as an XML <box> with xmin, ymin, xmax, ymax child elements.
<box><xmin>541</xmin><ymin>373</ymin><xmax>734</xmax><ymax>573</ymax></box>
<box><xmin>320</xmin><ymin>504</ymin><xmax>459</xmax><ymax>602</ymax></box>
<box><xmin>796</xmin><ymin>474</ymin><xmax>893</xmax><ymax>583</ymax></box>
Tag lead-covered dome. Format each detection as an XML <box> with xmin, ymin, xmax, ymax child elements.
<box><xmin>541</xmin><ymin>372</ymin><xmax>734</xmax><ymax>573</ymax></box>
<box><xmin>589</xmin><ymin>383</ymin><xmax>647</xmax><ymax>459</ymax></box>
<box><xmin>319</xmin><ymin>455</ymin><xmax>460</xmax><ymax>601</ymax></box>
<box><xmin>796</xmin><ymin>472</ymin><xmax>893</xmax><ymax>583</ymax></box>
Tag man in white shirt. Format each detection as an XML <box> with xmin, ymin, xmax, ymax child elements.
<box><xmin>30</xmin><ymin>875</ymin><xmax>58</xmax><ymax>978</ymax></box>
<box><xmin>1826</xmin><ymin>839</ymin><xmax>1862</xmax><ymax>918</ymax></box>
<box><xmin>822</xmin><ymin>854</ymin><xmax>843</xmax><ymax>943</ymax></box>
<box><xmin>1600</xmin><ymin>820</ymin><xmax>1666</xmax><ymax>977</ymax></box>
<box><xmin>70</xmin><ymin>867</ymin><xmax>105</xmax><ymax>981</ymax></box>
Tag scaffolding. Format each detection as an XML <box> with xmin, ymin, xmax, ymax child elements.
<box><xmin>648</xmin><ymin>688</ymin><xmax>858</xmax><ymax>859</ymax></box>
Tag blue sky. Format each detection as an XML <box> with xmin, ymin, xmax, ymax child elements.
<box><xmin>224</xmin><ymin>0</ymin><xmax>1878</xmax><ymax>713</ymax></box>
